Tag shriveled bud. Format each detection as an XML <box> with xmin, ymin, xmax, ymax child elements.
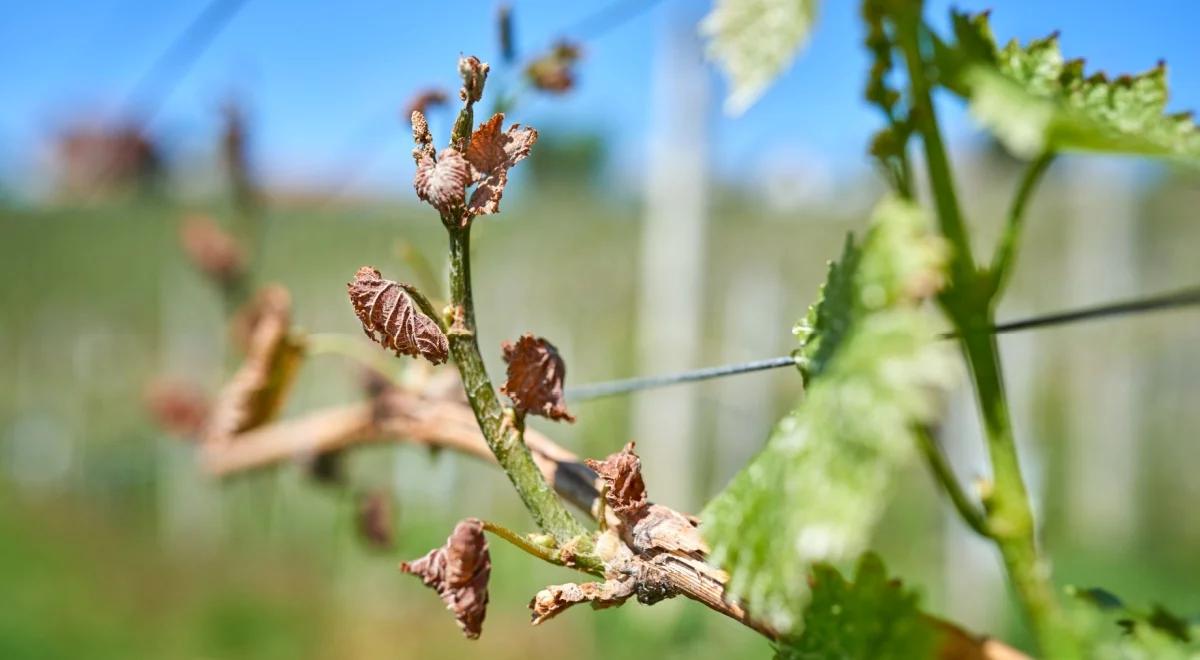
<box><xmin>458</xmin><ymin>55</ymin><xmax>490</xmax><ymax>104</ymax></box>
<box><xmin>411</xmin><ymin>110</ymin><xmax>435</xmax><ymax>162</ymax></box>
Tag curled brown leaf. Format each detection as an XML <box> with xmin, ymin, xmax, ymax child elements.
<box><xmin>585</xmin><ymin>441</ymin><xmax>647</xmax><ymax>519</ymax></box>
<box><xmin>587</xmin><ymin>442</ymin><xmax>707</xmax><ymax>558</ymax></box>
<box><xmin>348</xmin><ymin>267</ymin><xmax>448</xmax><ymax>365</ymax></box>
<box><xmin>356</xmin><ymin>489</ymin><xmax>395</xmax><ymax>550</ymax></box>
<box><xmin>414</xmin><ymin>150</ymin><xmax>470</xmax><ymax>215</ymax></box>
<box><xmin>500</xmin><ymin>334</ymin><xmax>574</xmax><ymax>422</ymax></box>
<box><xmin>463</xmin><ymin>113</ymin><xmax>537</xmax><ymax>217</ymax></box>
<box><xmin>400</xmin><ymin>518</ymin><xmax>491</xmax><ymax>639</ymax></box>
<box><xmin>529</xmin><ymin>577</ymin><xmax>636</xmax><ymax>625</ymax></box>
<box><xmin>525</xmin><ymin>40</ymin><xmax>583</xmax><ymax>93</ymax></box>
<box><xmin>205</xmin><ymin>285</ymin><xmax>304</xmax><ymax>444</ymax></box>
<box><xmin>404</xmin><ymin>88</ymin><xmax>449</xmax><ymax>123</ymax></box>
<box><xmin>179</xmin><ymin>213</ymin><xmax>245</xmax><ymax>287</ymax></box>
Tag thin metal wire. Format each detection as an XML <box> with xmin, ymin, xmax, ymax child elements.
<box><xmin>565</xmin><ymin>285</ymin><xmax>1200</xmax><ymax>402</ymax></box>
<box><xmin>566</xmin><ymin>356</ymin><xmax>797</xmax><ymax>402</ymax></box>
<box><xmin>125</xmin><ymin>0</ymin><xmax>251</xmax><ymax>123</ymax></box>
<box><xmin>561</xmin><ymin>0</ymin><xmax>667</xmax><ymax>41</ymax></box>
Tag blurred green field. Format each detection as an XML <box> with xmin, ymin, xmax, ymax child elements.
<box><xmin>1</xmin><ymin>165</ymin><xmax>1199</xmax><ymax>657</ymax></box>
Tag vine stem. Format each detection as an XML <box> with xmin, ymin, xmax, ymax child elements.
<box><xmin>896</xmin><ymin>11</ymin><xmax>1077</xmax><ymax>657</ymax></box>
<box><xmin>303</xmin><ymin>332</ymin><xmax>404</xmax><ymax>383</ymax></box>
<box><xmin>446</xmin><ymin>225</ymin><xmax>590</xmax><ymax>545</ymax></box>
<box><xmin>480</xmin><ymin>520</ymin><xmax>604</xmax><ymax>577</ymax></box>
<box><xmin>916</xmin><ymin>427</ymin><xmax>988</xmax><ymax>537</ymax></box>
<box><xmin>988</xmin><ymin>152</ymin><xmax>1056</xmax><ymax>298</ymax></box>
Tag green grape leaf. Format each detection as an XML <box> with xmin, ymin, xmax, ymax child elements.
<box><xmin>701</xmin><ymin>0</ymin><xmax>819</xmax><ymax>114</ymax></box>
<box><xmin>942</xmin><ymin>11</ymin><xmax>1200</xmax><ymax>161</ymax></box>
<box><xmin>702</xmin><ymin>197</ymin><xmax>952</xmax><ymax>633</ymax></box>
<box><xmin>795</xmin><ymin>196</ymin><xmax>946</xmax><ymax>382</ymax></box>
<box><xmin>1066</xmin><ymin>586</ymin><xmax>1200</xmax><ymax>659</ymax></box>
<box><xmin>775</xmin><ymin>554</ymin><xmax>936</xmax><ymax>660</ymax></box>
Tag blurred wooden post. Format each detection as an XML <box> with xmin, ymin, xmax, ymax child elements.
<box><xmin>631</xmin><ymin>16</ymin><xmax>711</xmax><ymax>510</ymax></box>
<box><xmin>1063</xmin><ymin>161</ymin><xmax>1139</xmax><ymax>542</ymax></box>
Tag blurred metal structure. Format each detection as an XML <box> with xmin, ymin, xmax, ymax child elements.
<box><xmin>631</xmin><ymin>16</ymin><xmax>711</xmax><ymax>510</ymax></box>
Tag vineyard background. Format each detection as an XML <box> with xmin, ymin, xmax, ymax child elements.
<box><xmin>2</xmin><ymin>1</ymin><xmax>1199</xmax><ymax>658</ymax></box>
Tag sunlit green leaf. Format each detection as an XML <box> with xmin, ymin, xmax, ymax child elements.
<box><xmin>701</xmin><ymin>0</ymin><xmax>819</xmax><ymax>114</ymax></box>
<box><xmin>944</xmin><ymin>11</ymin><xmax>1200</xmax><ymax>161</ymax></box>
<box><xmin>775</xmin><ymin>554</ymin><xmax>936</xmax><ymax>660</ymax></box>
<box><xmin>702</xmin><ymin>197</ymin><xmax>952</xmax><ymax>632</ymax></box>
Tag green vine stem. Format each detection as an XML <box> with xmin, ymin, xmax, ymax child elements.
<box><xmin>446</xmin><ymin>226</ymin><xmax>591</xmax><ymax>545</ymax></box>
<box><xmin>480</xmin><ymin>520</ymin><xmax>604</xmax><ymax>577</ymax></box>
<box><xmin>988</xmin><ymin>152</ymin><xmax>1056</xmax><ymax>298</ymax></box>
<box><xmin>915</xmin><ymin>426</ymin><xmax>988</xmax><ymax>537</ymax></box>
<box><xmin>304</xmin><ymin>332</ymin><xmax>404</xmax><ymax>385</ymax></box>
<box><xmin>895</xmin><ymin>9</ymin><xmax>1077</xmax><ymax>656</ymax></box>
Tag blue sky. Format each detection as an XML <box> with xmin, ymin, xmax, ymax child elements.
<box><xmin>2</xmin><ymin>0</ymin><xmax>1198</xmax><ymax>195</ymax></box>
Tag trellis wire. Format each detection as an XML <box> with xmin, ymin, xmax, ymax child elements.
<box><xmin>565</xmin><ymin>285</ymin><xmax>1200</xmax><ymax>402</ymax></box>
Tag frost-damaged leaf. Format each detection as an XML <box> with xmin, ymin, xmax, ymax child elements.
<box><xmin>205</xmin><ymin>285</ymin><xmax>305</xmax><ymax>444</ymax></box>
<box><xmin>500</xmin><ymin>333</ymin><xmax>574</xmax><ymax>422</ymax></box>
<box><xmin>356</xmin><ymin>490</ymin><xmax>394</xmax><ymax>550</ymax></box>
<box><xmin>348</xmin><ymin>267</ymin><xmax>448</xmax><ymax>365</ymax></box>
<box><xmin>404</xmin><ymin>88</ymin><xmax>449</xmax><ymax>123</ymax></box>
<box><xmin>529</xmin><ymin>577</ymin><xmax>636</xmax><ymax>625</ymax></box>
<box><xmin>585</xmin><ymin>441</ymin><xmax>647</xmax><ymax>520</ymax></box>
<box><xmin>775</xmin><ymin>554</ymin><xmax>936</xmax><ymax>660</ymax></box>
<box><xmin>463</xmin><ymin>113</ymin><xmax>537</xmax><ymax>217</ymax></box>
<box><xmin>179</xmin><ymin>213</ymin><xmax>245</xmax><ymax>287</ymax></box>
<box><xmin>587</xmin><ymin>442</ymin><xmax>707</xmax><ymax>558</ymax></box>
<box><xmin>525</xmin><ymin>41</ymin><xmax>582</xmax><ymax>94</ymax></box>
<box><xmin>414</xmin><ymin>150</ymin><xmax>471</xmax><ymax>215</ymax></box>
<box><xmin>701</xmin><ymin>0</ymin><xmax>819</xmax><ymax>114</ymax></box>
<box><xmin>400</xmin><ymin>518</ymin><xmax>491</xmax><ymax>639</ymax></box>
<box><xmin>701</xmin><ymin>197</ymin><xmax>953</xmax><ymax>633</ymax></box>
<box><xmin>944</xmin><ymin>11</ymin><xmax>1200</xmax><ymax>161</ymax></box>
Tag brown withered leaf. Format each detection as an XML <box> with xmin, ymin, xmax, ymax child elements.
<box><xmin>585</xmin><ymin>441</ymin><xmax>647</xmax><ymax>519</ymax></box>
<box><xmin>529</xmin><ymin>577</ymin><xmax>636</xmax><ymax>625</ymax></box>
<box><xmin>500</xmin><ymin>334</ymin><xmax>574</xmax><ymax>422</ymax></box>
<box><xmin>348</xmin><ymin>267</ymin><xmax>448</xmax><ymax>365</ymax></box>
<box><xmin>463</xmin><ymin>114</ymin><xmax>537</xmax><ymax>217</ymax></box>
<box><xmin>587</xmin><ymin>442</ymin><xmax>708</xmax><ymax>558</ymax></box>
<box><xmin>143</xmin><ymin>378</ymin><xmax>210</xmax><ymax>438</ymax></box>
<box><xmin>404</xmin><ymin>88</ymin><xmax>449</xmax><ymax>122</ymax></box>
<box><xmin>400</xmin><ymin>518</ymin><xmax>491</xmax><ymax>639</ymax></box>
<box><xmin>205</xmin><ymin>286</ymin><xmax>304</xmax><ymax>444</ymax></box>
<box><xmin>179</xmin><ymin>213</ymin><xmax>245</xmax><ymax>287</ymax></box>
<box><xmin>414</xmin><ymin>150</ymin><xmax>470</xmax><ymax>215</ymax></box>
<box><xmin>229</xmin><ymin>284</ymin><xmax>291</xmax><ymax>355</ymax></box>
<box><xmin>356</xmin><ymin>489</ymin><xmax>395</xmax><ymax>550</ymax></box>
<box><xmin>525</xmin><ymin>40</ymin><xmax>582</xmax><ymax>93</ymax></box>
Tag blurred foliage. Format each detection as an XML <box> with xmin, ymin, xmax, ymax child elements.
<box><xmin>703</xmin><ymin>198</ymin><xmax>953</xmax><ymax>632</ymax></box>
<box><xmin>701</xmin><ymin>0</ymin><xmax>819</xmax><ymax>113</ymax></box>
<box><xmin>776</xmin><ymin>554</ymin><xmax>935</xmax><ymax>660</ymax></box>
